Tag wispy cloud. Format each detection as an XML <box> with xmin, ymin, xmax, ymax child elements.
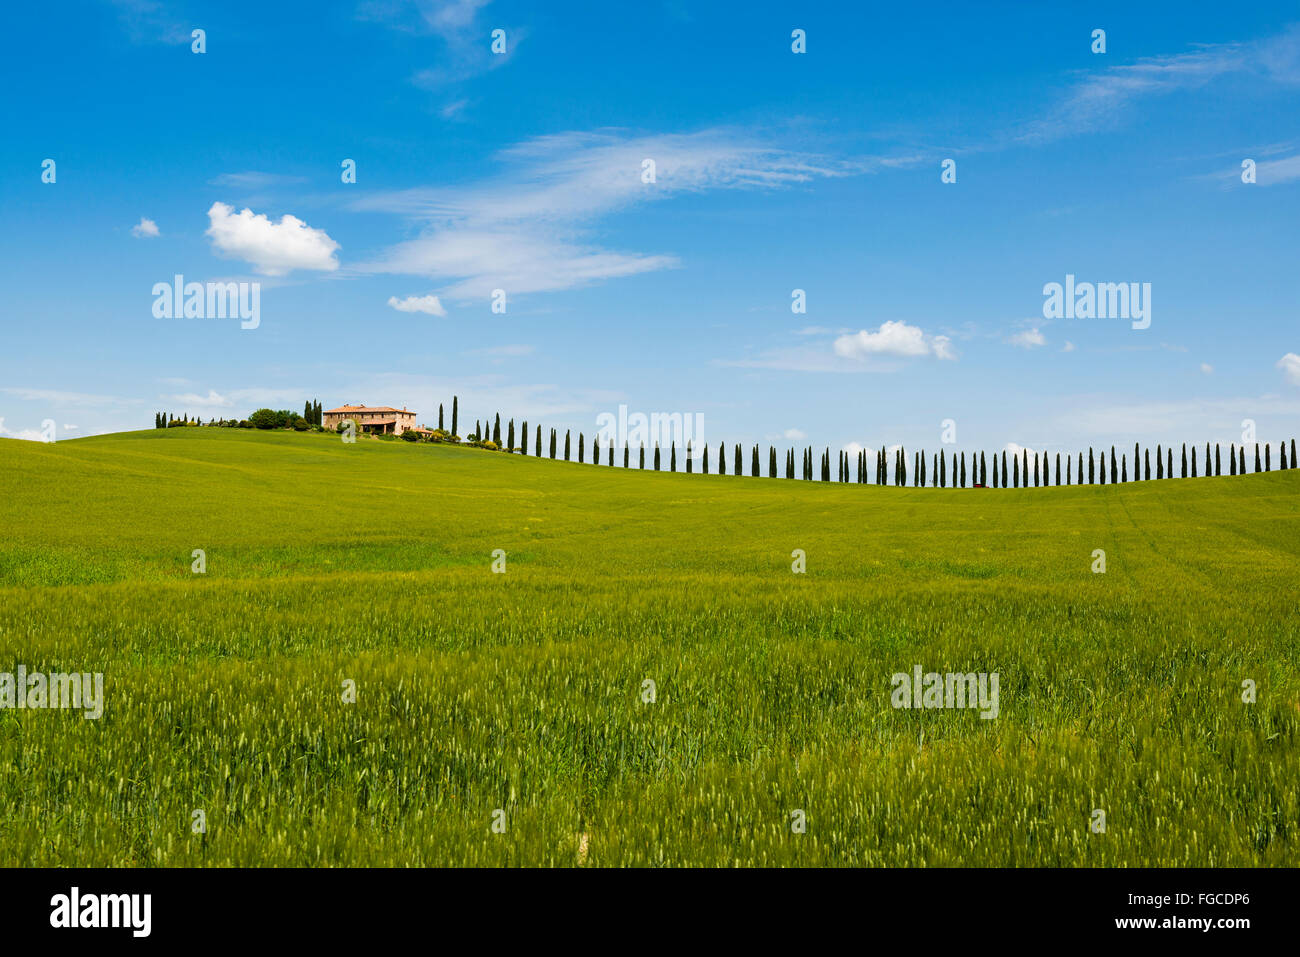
<box><xmin>360</xmin><ymin>0</ymin><xmax>521</xmax><ymax>91</ymax></box>
<box><xmin>107</xmin><ymin>0</ymin><xmax>191</xmax><ymax>45</ymax></box>
<box><xmin>1020</xmin><ymin>25</ymin><xmax>1300</xmax><ymax>144</ymax></box>
<box><xmin>352</xmin><ymin>128</ymin><xmax>876</xmax><ymax>300</ymax></box>
<box><xmin>130</xmin><ymin>217</ymin><xmax>160</xmax><ymax>238</ymax></box>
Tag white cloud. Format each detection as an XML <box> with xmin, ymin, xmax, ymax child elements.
<box><xmin>1200</xmin><ymin>363</ymin><xmax>1214</xmax><ymax>375</ymax></box>
<box><xmin>131</xmin><ymin>217</ymin><xmax>159</xmax><ymax>238</ymax></box>
<box><xmin>162</xmin><ymin>390</ymin><xmax>232</xmax><ymax>408</ymax></box>
<box><xmin>354</xmin><ymin>128</ymin><xmax>883</xmax><ymax>300</ymax></box>
<box><xmin>1022</xmin><ymin>26</ymin><xmax>1300</xmax><ymax>143</ymax></box>
<box><xmin>1004</xmin><ymin>442</ymin><xmax>1037</xmax><ymax>456</ymax></box>
<box><xmin>1278</xmin><ymin>352</ymin><xmax>1300</xmax><ymax>385</ymax></box>
<box><xmin>1008</xmin><ymin>328</ymin><xmax>1046</xmax><ymax>349</ymax></box>
<box><xmin>473</xmin><ymin>343</ymin><xmax>534</xmax><ymax>357</ymax></box>
<box><xmin>205</xmin><ymin>202</ymin><xmax>340</xmax><ymax>276</ymax></box>
<box><xmin>209</xmin><ymin>171</ymin><xmax>308</xmax><ymax>189</ymax></box>
<box><xmin>387</xmin><ymin>294</ymin><xmax>447</xmax><ymax>316</ymax></box>
<box><xmin>159</xmin><ymin>387</ymin><xmax>308</xmax><ymax>412</ymax></box>
<box><xmin>1061</xmin><ymin>341</ymin><xmax>1076</xmax><ymax>353</ymax></box>
<box><xmin>783</xmin><ymin>428</ymin><xmax>806</xmax><ymax>440</ymax></box>
<box><xmin>833</xmin><ymin>321</ymin><xmax>956</xmax><ymax>361</ymax></box>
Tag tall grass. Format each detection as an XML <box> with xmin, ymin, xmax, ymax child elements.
<box><xmin>0</xmin><ymin>429</ymin><xmax>1295</xmax><ymax>865</ymax></box>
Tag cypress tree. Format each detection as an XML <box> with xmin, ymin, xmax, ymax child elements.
<box><xmin>1088</xmin><ymin>448</ymin><xmax>1095</xmax><ymax>484</ymax></box>
<box><xmin>624</xmin><ymin>443</ymin><xmax>630</xmax><ymax>468</ymax></box>
<box><xmin>1013</xmin><ymin>455</ymin><xmax>1019</xmax><ymax>488</ymax></box>
<box><xmin>1022</xmin><ymin>450</ymin><xmax>1029</xmax><ymax>487</ymax></box>
<box><xmin>1145</xmin><ymin>448</ymin><xmax>1150</xmax><ymax>480</ymax></box>
<box><xmin>1066</xmin><ymin>455</ymin><xmax>1072</xmax><ymax>485</ymax></box>
<box><xmin>549</xmin><ymin>428</ymin><xmax>557</xmax><ymax>458</ymax></box>
<box><xmin>1265</xmin><ymin>443</ymin><xmax>1271</xmax><ymax>471</ymax></box>
<box><xmin>960</xmin><ymin>452</ymin><xmax>966</xmax><ymax>488</ymax></box>
<box><xmin>1191</xmin><ymin>446</ymin><xmax>1196</xmax><ymax>478</ymax></box>
<box><xmin>493</xmin><ymin>414</ymin><xmax>501</xmax><ymax>446</ymax></box>
<box><xmin>686</xmin><ymin>441</ymin><xmax>692</xmax><ymax>473</ymax></box>
<box><xmin>993</xmin><ymin>454</ymin><xmax>999</xmax><ymax>488</ymax></box>
<box><xmin>536</xmin><ymin>427</ymin><xmax>543</xmax><ymax>457</ymax></box>
<box><xmin>933</xmin><ymin>453</ymin><xmax>939</xmax><ymax>487</ymax></box>
<box><xmin>786</xmin><ymin>449</ymin><xmax>793</xmax><ymax>480</ymax></box>
<box><xmin>940</xmin><ymin>450</ymin><xmax>947</xmax><ymax>488</ymax></box>
<box><xmin>1054</xmin><ymin>452</ymin><xmax>1060</xmax><ymax>486</ymax></box>
<box><xmin>1206</xmin><ymin>443</ymin><xmax>1211</xmax><ymax>476</ymax></box>
<box><xmin>1110</xmin><ymin>446</ymin><xmax>1118</xmax><ymax>484</ymax></box>
<box><xmin>1100</xmin><ymin>451</ymin><xmax>1106</xmax><ymax>485</ymax></box>
<box><xmin>609</xmin><ymin>442</ymin><xmax>614</xmax><ymax>466</ymax></box>
<box><xmin>1215</xmin><ymin>444</ymin><xmax>1221</xmax><ymax>475</ymax></box>
<box><xmin>752</xmin><ymin>445</ymin><xmax>760</xmax><ymax>477</ymax></box>
<box><xmin>1034</xmin><ymin>453</ymin><xmax>1040</xmax><ymax>487</ymax></box>
<box><xmin>640</xmin><ymin>445</ymin><xmax>646</xmax><ymax>469</ymax></box>
<box><xmin>508</xmin><ymin>419</ymin><xmax>515</xmax><ymax>451</ymax></box>
<box><xmin>1255</xmin><ymin>444</ymin><xmax>1262</xmax><ymax>473</ymax></box>
<box><xmin>654</xmin><ymin>444</ymin><xmax>661</xmax><ymax>471</ymax></box>
<box><xmin>439</xmin><ymin>403</ymin><xmax>444</xmax><ymax>430</ymax></box>
<box><xmin>735</xmin><ymin>444</ymin><xmax>742</xmax><ymax>476</ymax></box>
<box><xmin>1292</xmin><ymin>440</ymin><xmax>1297</xmax><ymax>470</ymax></box>
<box><xmin>1133</xmin><ymin>443</ymin><xmax>1139</xmax><ymax>480</ymax></box>
<box><xmin>593</xmin><ymin>434</ymin><xmax>600</xmax><ymax>465</ymax></box>
<box><xmin>1181</xmin><ymin>444</ymin><xmax>1187</xmax><ymax>478</ymax></box>
<box><xmin>521</xmin><ymin>421</ymin><xmax>528</xmax><ymax>455</ymax></box>
<box><xmin>983</xmin><ymin>452</ymin><xmax>989</xmax><ymax>487</ymax></box>
<box><xmin>670</xmin><ymin>442</ymin><xmax>677</xmax><ymax>472</ymax></box>
<box><xmin>1167</xmin><ymin>447</ymin><xmax>1173</xmax><ymax>478</ymax></box>
<box><xmin>703</xmin><ymin>444</ymin><xmax>709</xmax><ymax>474</ymax></box>
<box><xmin>564</xmin><ymin>430</ymin><xmax>571</xmax><ymax>461</ymax></box>
<box><xmin>1122</xmin><ymin>455</ymin><xmax>1128</xmax><ymax>482</ymax></box>
<box><xmin>1282</xmin><ymin>443</ymin><xmax>1289</xmax><ymax>470</ymax></box>
<box><xmin>1076</xmin><ymin>452</ymin><xmax>1082</xmax><ymax>485</ymax></box>
<box><xmin>719</xmin><ymin>443</ymin><xmax>726</xmax><ymax>475</ymax></box>
<box><xmin>769</xmin><ymin>446</ymin><xmax>777</xmax><ymax>478</ymax></box>
<box><xmin>1157</xmin><ymin>444</ymin><xmax>1164</xmax><ymax>479</ymax></box>
<box><xmin>451</xmin><ymin>397</ymin><xmax>458</xmax><ymax>438</ymax></box>
<box><xmin>304</xmin><ymin>400</ymin><xmax>312</xmax><ymax>421</ymax></box>
<box><xmin>1001</xmin><ymin>451</ymin><xmax>1008</xmax><ymax>487</ymax></box>
<box><xmin>578</xmin><ymin>432</ymin><xmax>584</xmax><ymax>463</ymax></box>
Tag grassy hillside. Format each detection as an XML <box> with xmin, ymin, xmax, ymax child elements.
<box><xmin>0</xmin><ymin>428</ymin><xmax>1296</xmax><ymax>865</ymax></box>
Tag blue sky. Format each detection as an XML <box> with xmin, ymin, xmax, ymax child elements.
<box><xmin>2</xmin><ymin>0</ymin><xmax>1298</xmax><ymax>460</ymax></box>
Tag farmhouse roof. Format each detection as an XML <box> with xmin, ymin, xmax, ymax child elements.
<box><xmin>324</xmin><ymin>404</ymin><xmax>412</xmax><ymax>414</ymax></box>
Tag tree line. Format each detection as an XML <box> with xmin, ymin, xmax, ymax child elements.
<box><xmin>424</xmin><ymin>398</ymin><xmax>1298</xmax><ymax>486</ymax></box>
<box><xmin>154</xmin><ymin>395</ymin><xmax>1297</xmax><ymax>486</ymax></box>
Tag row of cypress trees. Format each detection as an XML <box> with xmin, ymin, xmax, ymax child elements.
<box><xmin>446</xmin><ymin>416</ymin><xmax>1300</xmax><ymax>488</ymax></box>
<box><xmin>438</xmin><ymin>401</ymin><xmax>1297</xmax><ymax>485</ymax></box>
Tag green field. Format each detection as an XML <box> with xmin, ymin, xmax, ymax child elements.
<box><xmin>1</xmin><ymin>428</ymin><xmax>1296</xmax><ymax>866</ymax></box>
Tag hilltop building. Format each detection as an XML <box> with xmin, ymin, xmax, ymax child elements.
<box><xmin>322</xmin><ymin>404</ymin><xmax>417</xmax><ymax>436</ymax></box>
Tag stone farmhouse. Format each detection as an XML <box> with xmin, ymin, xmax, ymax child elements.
<box><xmin>322</xmin><ymin>404</ymin><xmax>417</xmax><ymax>436</ymax></box>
